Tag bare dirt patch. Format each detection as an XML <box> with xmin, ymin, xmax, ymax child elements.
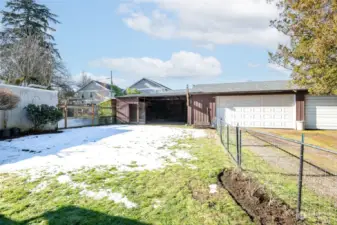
<box><xmin>218</xmin><ymin>168</ymin><xmax>299</xmax><ymax>225</ymax></box>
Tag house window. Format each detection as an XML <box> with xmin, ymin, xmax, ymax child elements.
<box><xmin>82</xmin><ymin>94</ymin><xmax>84</xmax><ymax>99</ymax></box>
<box><xmin>90</xmin><ymin>92</ymin><xmax>93</xmax><ymax>98</ymax></box>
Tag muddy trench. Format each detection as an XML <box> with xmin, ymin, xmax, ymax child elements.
<box><xmin>218</xmin><ymin>168</ymin><xmax>300</xmax><ymax>225</ymax></box>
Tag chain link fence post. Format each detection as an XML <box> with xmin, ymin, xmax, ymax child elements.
<box><xmin>226</xmin><ymin>124</ymin><xmax>229</xmax><ymax>150</ymax></box>
<box><xmin>297</xmin><ymin>133</ymin><xmax>305</xmax><ymax>221</ymax></box>
<box><xmin>220</xmin><ymin>119</ymin><xmax>223</xmax><ymax>144</ymax></box>
<box><xmin>239</xmin><ymin>128</ymin><xmax>242</xmax><ymax>168</ymax></box>
<box><xmin>236</xmin><ymin>125</ymin><xmax>239</xmax><ymax>166</ymax></box>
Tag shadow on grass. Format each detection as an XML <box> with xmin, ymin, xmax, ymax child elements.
<box><xmin>0</xmin><ymin>206</ymin><xmax>151</xmax><ymax>225</ymax></box>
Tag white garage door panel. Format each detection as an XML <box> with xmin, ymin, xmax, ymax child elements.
<box><xmin>305</xmin><ymin>96</ymin><xmax>337</xmax><ymax>129</ymax></box>
<box><xmin>216</xmin><ymin>94</ymin><xmax>295</xmax><ymax>129</ymax></box>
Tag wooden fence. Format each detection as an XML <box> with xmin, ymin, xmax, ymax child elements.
<box><xmin>58</xmin><ymin>100</ymin><xmax>116</xmax><ymax>129</ymax></box>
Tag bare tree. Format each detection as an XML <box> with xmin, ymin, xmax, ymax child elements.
<box><xmin>0</xmin><ymin>34</ymin><xmax>58</xmax><ymax>86</ymax></box>
<box><xmin>76</xmin><ymin>72</ymin><xmax>92</xmax><ymax>89</ymax></box>
<box><xmin>0</xmin><ymin>88</ymin><xmax>20</xmax><ymax>110</ymax></box>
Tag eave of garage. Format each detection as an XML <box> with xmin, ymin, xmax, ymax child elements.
<box><xmin>189</xmin><ymin>89</ymin><xmax>307</xmax><ymax>96</ymax></box>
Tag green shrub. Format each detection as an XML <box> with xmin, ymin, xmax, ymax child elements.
<box><xmin>98</xmin><ymin>100</ymin><xmax>116</xmax><ymax>117</ymax></box>
<box><xmin>126</xmin><ymin>88</ymin><xmax>141</xmax><ymax>95</ymax></box>
<box><xmin>25</xmin><ymin>104</ymin><xmax>63</xmax><ymax>131</ymax></box>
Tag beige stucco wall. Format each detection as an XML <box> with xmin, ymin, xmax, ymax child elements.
<box><xmin>0</xmin><ymin>84</ymin><xmax>58</xmax><ymax>131</ymax></box>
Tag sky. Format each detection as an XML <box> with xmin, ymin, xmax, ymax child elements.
<box><xmin>0</xmin><ymin>0</ymin><xmax>291</xmax><ymax>89</ymax></box>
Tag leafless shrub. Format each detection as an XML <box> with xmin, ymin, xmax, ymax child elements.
<box><xmin>0</xmin><ymin>88</ymin><xmax>20</xmax><ymax>110</ymax></box>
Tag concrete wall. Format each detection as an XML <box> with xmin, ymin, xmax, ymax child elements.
<box><xmin>0</xmin><ymin>84</ymin><xmax>58</xmax><ymax>131</ymax></box>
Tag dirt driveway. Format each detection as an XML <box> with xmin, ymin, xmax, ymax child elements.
<box><xmin>255</xmin><ymin>129</ymin><xmax>337</xmax><ymax>151</ymax></box>
<box><xmin>242</xmin><ymin>131</ymin><xmax>337</xmax><ymax>203</ymax></box>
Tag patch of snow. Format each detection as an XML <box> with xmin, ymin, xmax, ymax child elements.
<box><xmin>174</xmin><ymin>151</ymin><xmax>194</xmax><ymax>160</ymax></box>
<box><xmin>57</xmin><ymin>174</ymin><xmax>88</xmax><ymax>189</ymax></box>
<box><xmin>188</xmin><ymin>164</ymin><xmax>198</xmax><ymax>170</ymax></box>
<box><xmin>57</xmin><ymin>175</ymin><xmax>72</xmax><ymax>184</ymax></box>
<box><xmin>31</xmin><ymin>181</ymin><xmax>48</xmax><ymax>193</ymax></box>
<box><xmin>191</xmin><ymin>131</ymin><xmax>207</xmax><ymax>139</ymax></box>
<box><xmin>209</xmin><ymin>184</ymin><xmax>217</xmax><ymax>194</ymax></box>
<box><xmin>152</xmin><ymin>199</ymin><xmax>161</xmax><ymax>209</ymax></box>
<box><xmin>0</xmin><ymin>125</ymin><xmax>206</xmax><ymax>179</ymax></box>
<box><xmin>56</xmin><ymin>174</ymin><xmax>136</xmax><ymax>209</ymax></box>
<box><xmin>80</xmin><ymin>189</ymin><xmax>137</xmax><ymax>209</ymax></box>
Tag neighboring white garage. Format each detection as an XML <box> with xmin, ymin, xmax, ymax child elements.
<box><xmin>216</xmin><ymin>94</ymin><xmax>296</xmax><ymax>129</ymax></box>
<box><xmin>305</xmin><ymin>96</ymin><xmax>337</xmax><ymax>130</ymax></box>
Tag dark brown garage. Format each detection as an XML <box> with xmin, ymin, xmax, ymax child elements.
<box><xmin>116</xmin><ymin>80</ymin><xmax>308</xmax><ymax>129</ymax></box>
<box><xmin>116</xmin><ymin>91</ymin><xmax>187</xmax><ymax>124</ymax></box>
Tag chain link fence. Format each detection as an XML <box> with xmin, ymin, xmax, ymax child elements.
<box><xmin>216</xmin><ymin>119</ymin><xmax>337</xmax><ymax>224</ymax></box>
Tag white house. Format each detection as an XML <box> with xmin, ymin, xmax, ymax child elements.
<box><xmin>128</xmin><ymin>78</ymin><xmax>171</xmax><ymax>94</ymax></box>
<box><xmin>75</xmin><ymin>81</ymin><xmax>115</xmax><ymax>105</ymax></box>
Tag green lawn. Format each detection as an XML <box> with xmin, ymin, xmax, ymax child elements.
<box><xmin>0</xmin><ymin>132</ymin><xmax>253</xmax><ymax>225</ymax></box>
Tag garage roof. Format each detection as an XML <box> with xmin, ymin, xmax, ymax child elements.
<box><xmin>118</xmin><ymin>80</ymin><xmax>307</xmax><ymax>98</ymax></box>
<box><xmin>191</xmin><ymin>80</ymin><xmax>306</xmax><ymax>94</ymax></box>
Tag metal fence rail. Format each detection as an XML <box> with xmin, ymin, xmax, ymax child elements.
<box><xmin>216</xmin><ymin>119</ymin><xmax>337</xmax><ymax>224</ymax></box>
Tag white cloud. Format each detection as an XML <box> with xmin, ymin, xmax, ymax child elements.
<box><xmin>267</xmin><ymin>63</ymin><xmax>290</xmax><ymax>74</ymax></box>
<box><xmin>117</xmin><ymin>3</ymin><xmax>135</xmax><ymax>14</ymax></box>
<box><xmin>248</xmin><ymin>63</ymin><xmax>260</xmax><ymax>68</ymax></box>
<box><xmin>90</xmin><ymin>51</ymin><xmax>222</xmax><ymax>78</ymax></box>
<box><xmin>197</xmin><ymin>43</ymin><xmax>215</xmax><ymax>51</ymax></box>
<box><xmin>72</xmin><ymin>72</ymin><xmax>127</xmax><ymax>87</ymax></box>
<box><xmin>120</xmin><ymin>0</ymin><xmax>288</xmax><ymax>48</ymax></box>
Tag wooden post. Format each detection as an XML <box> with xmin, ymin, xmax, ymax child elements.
<box><xmin>92</xmin><ymin>104</ymin><xmax>95</xmax><ymax>126</ymax></box>
<box><xmin>137</xmin><ymin>98</ymin><xmax>139</xmax><ymax>123</ymax></box>
<box><xmin>111</xmin><ymin>99</ymin><xmax>117</xmax><ymax>124</ymax></box>
<box><xmin>186</xmin><ymin>85</ymin><xmax>190</xmax><ymax>106</ymax></box>
<box><xmin>64</xmin><ymin>101</ymin><xmax>68</xmax><ymax>129</ymax></box>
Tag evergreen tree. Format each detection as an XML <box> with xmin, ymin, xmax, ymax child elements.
<box><xmin>1</xmin><ymin>0</ymin><xmax>60</xmax><ymax>56</ymax></box>
<box><xmin>269</xmin><ymin>0</ymin><xmax>337</xmax><ymax>95</ymax></box>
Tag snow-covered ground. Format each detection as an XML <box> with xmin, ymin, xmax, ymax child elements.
<box><xmin>0</xmin><ymin>125</ymin><xmax>206</xmax><ymax>179</ymax></box>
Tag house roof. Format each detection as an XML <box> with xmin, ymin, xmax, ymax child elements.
<box><xmin>190</xmin><ymin>80</ymin><xmax>307</xmax><ymax>94</ymax></box>
<box><xmin>118</xmin><ymin>89</ymin><xmax>186</xmax><ymax>98</ymax></box>
<box><xmin>76</xmin><ymin>80</ymin><xmax>123</xmax><ymax>93</ymax></box>
<box><xmin>129</xmin><ymin>78</ymin><xmax>171</xmax><ymax>91</ymax></box>
<box><xmin>96</xmin><ymin>81</ymin><xmax>113</xmax><ymax>90</ymax></box>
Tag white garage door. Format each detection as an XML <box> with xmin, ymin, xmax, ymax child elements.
<box><xmin>305</xmin><ymin>96</ymin><xmax>337</xmax><ymax>130</ymax></box>
<box><xmin>216</xmin><ymin>94</ymin><xmax>296</xmax><ymax>129</ymax></box>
